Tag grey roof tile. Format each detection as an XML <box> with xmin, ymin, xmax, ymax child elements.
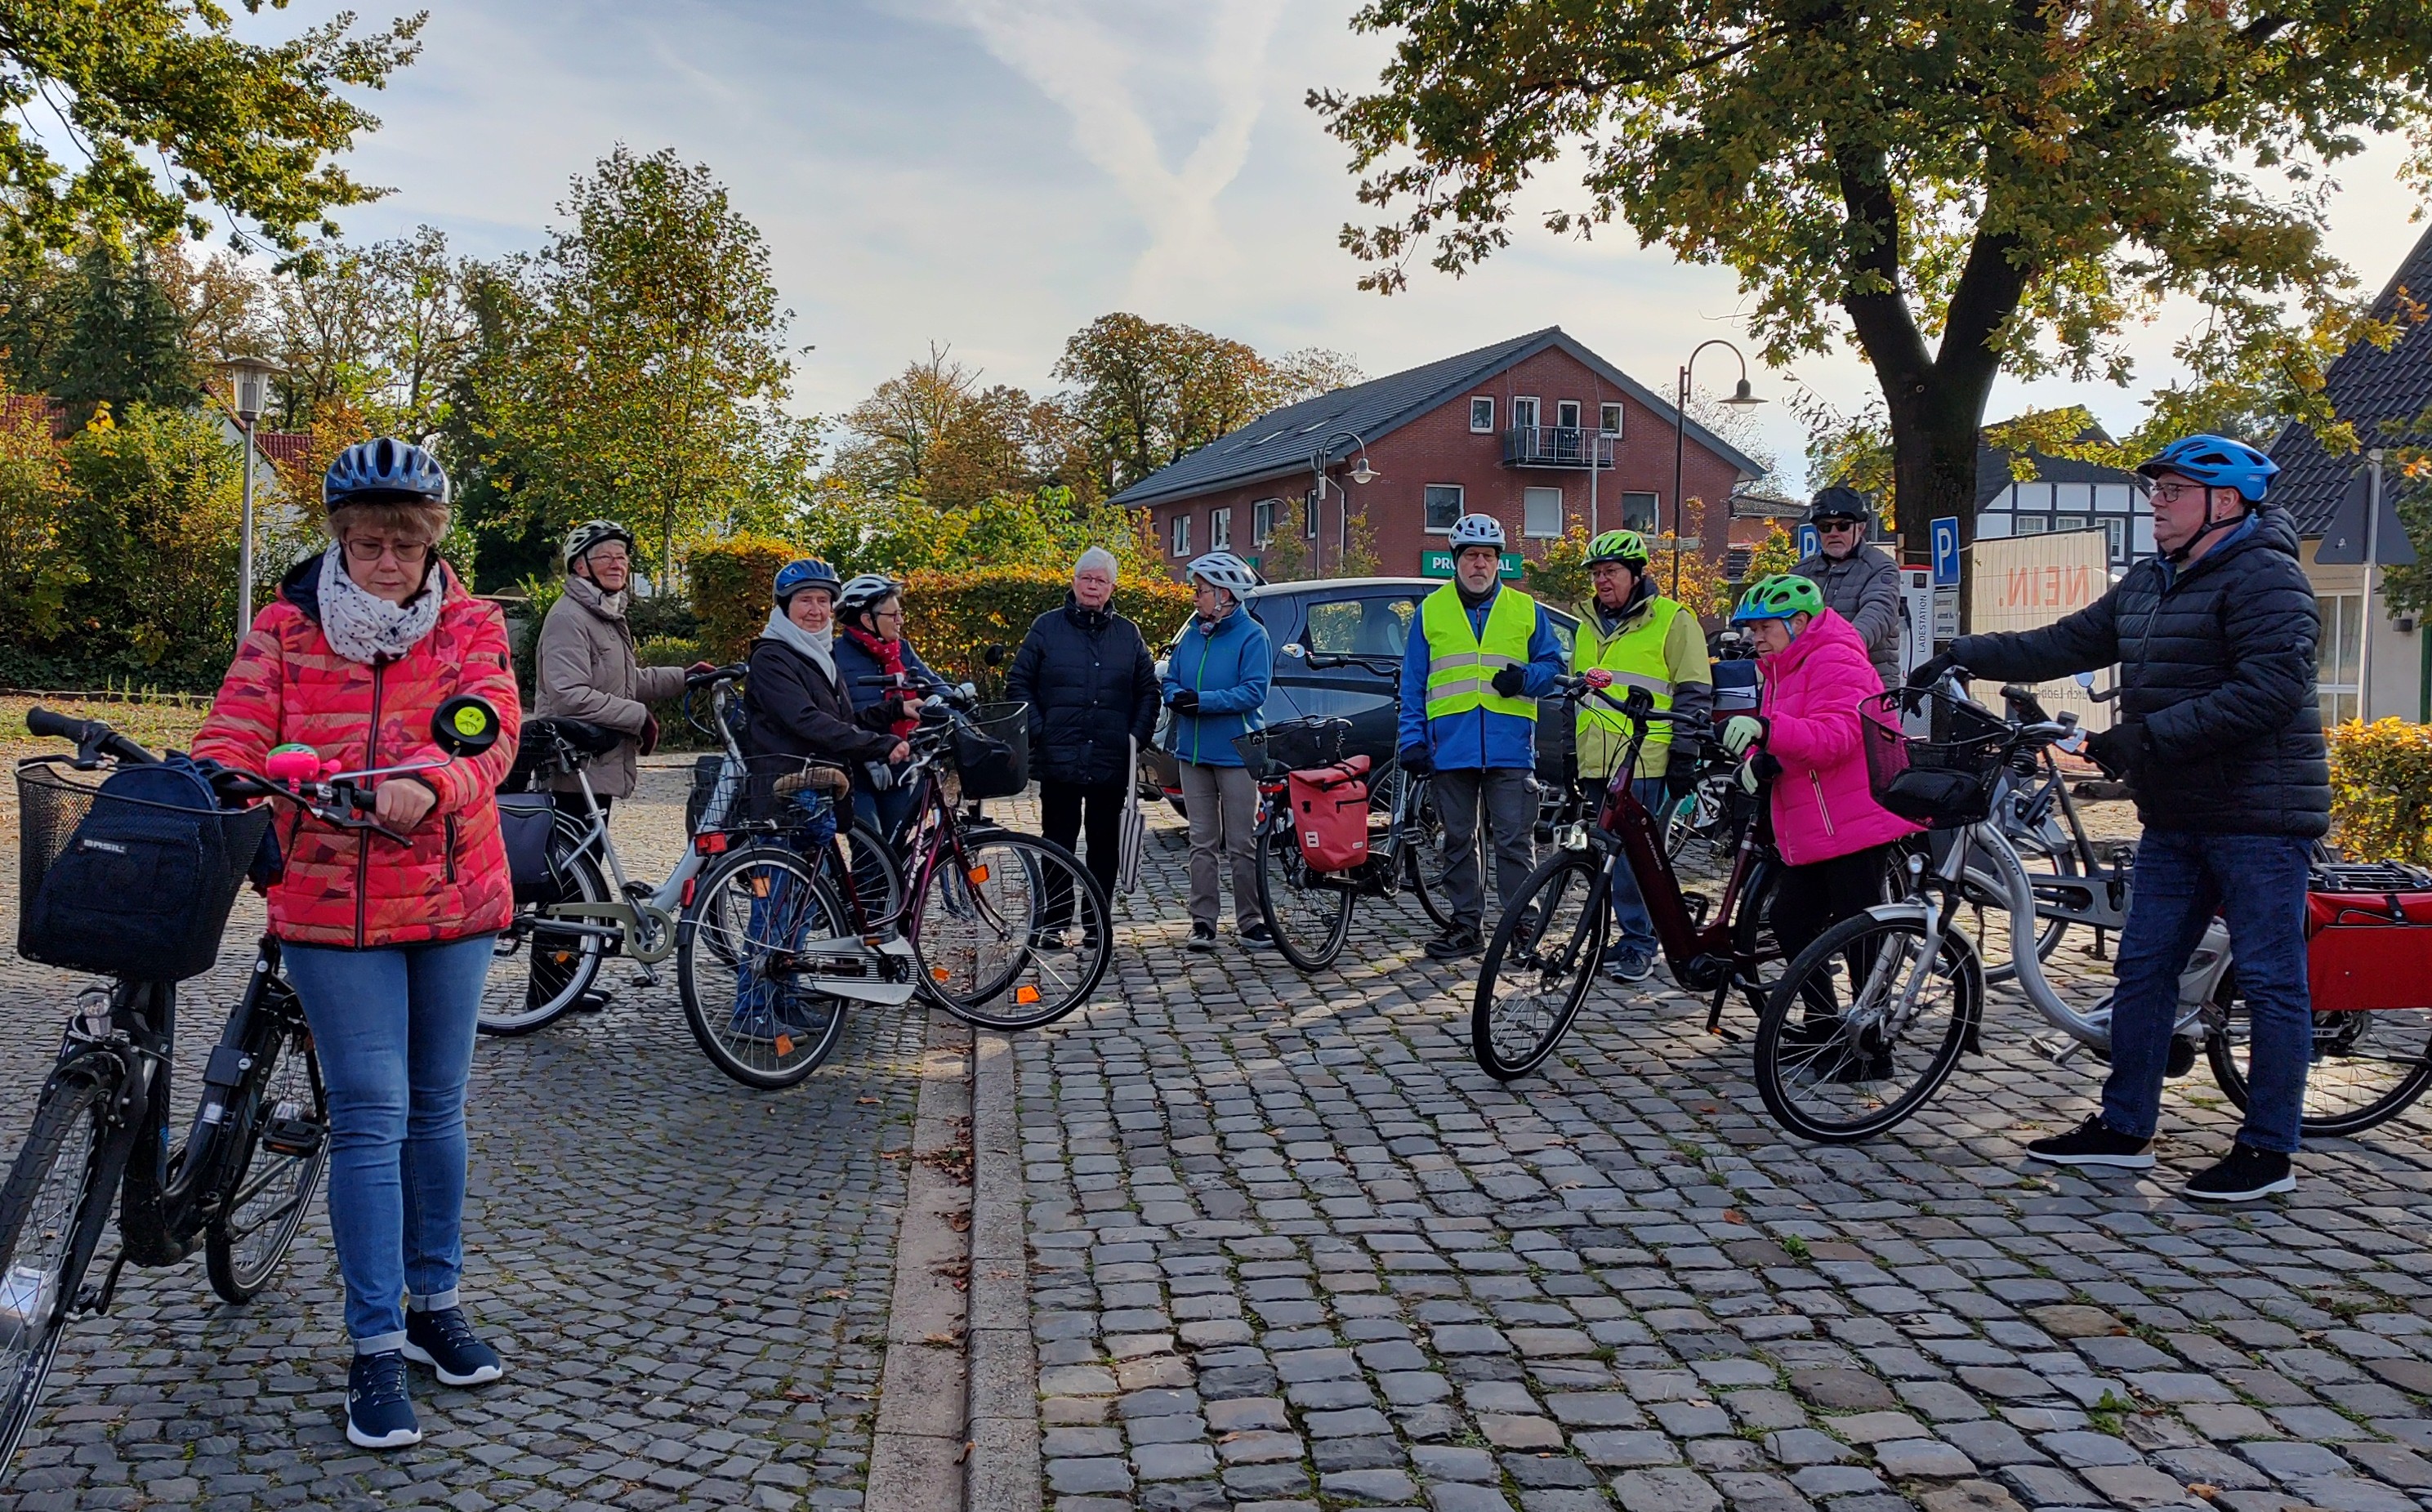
<box><xmin>2268</xmin><ymin>221</ymin><xmax>2432</xmax><ymax>536</ymax></box>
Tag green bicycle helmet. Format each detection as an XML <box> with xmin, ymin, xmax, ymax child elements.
<box><xmin>1732</xmin><ymin>573</ymin><xmax>1823</xmax><ymax>623</ymax></box>
<box><xmin>1585</xmin><ymin>529</ymin><xmax>1650</xmax><ymax>569</ymax></box>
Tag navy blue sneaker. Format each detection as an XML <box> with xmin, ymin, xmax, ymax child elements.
<box><xmin>402</xmin><ymin>1306</ymin><xmax>504</xmax><ymax>1387</ymax></box>
<box><xmin>346</xmin><ymin>1349</ymin><xmax>421</xmax><ymax>1448</ymax></box>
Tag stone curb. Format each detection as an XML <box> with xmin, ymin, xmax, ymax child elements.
<box><xmin>966</xmin><ymin>1028</ymin><xmax>1042</xmax><ymax>1512</ymax></box>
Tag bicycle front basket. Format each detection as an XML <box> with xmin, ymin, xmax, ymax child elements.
<box><xmin>17</xmin><ymin>761</ymin><xmax>270</xmax><ymax>981</ymax></box>
<box><xmin>953</xmin><ymin>702</ymin><xmax>1030</xmax><ymax>801</ymax></box>
<box><xmin>1861</xmin><ymin>689</ymin><xmax>2010</xmax><ymax>830</ymax></box>
<box><xmin>1232</xmin><ymin>717</ymin><xmax>1351</xmax><ymax>778</ymax></box>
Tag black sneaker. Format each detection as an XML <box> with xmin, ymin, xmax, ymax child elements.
<box><xmin>402</xmin><ymin>1305</ymin><xmax>504</xmax><ymax>1386</ymax></box>
<box><xmin>1423</xmin><ymin>927</ymin><xmax>1482</xmax><ymax>961</ymax></box>
<box><xmin>1239</xmin><ymin>922</ymin><xmax>1277</xmax><ymax>951</ymax></box>
<box><xmin>346</xmin><ymin>1349</ymin><xmax>421</xmax><ymax>1449</ymax></box>
<box><xmin>2024</xmin><ymin>1113</ymin><xmax>2155</xmax><ymax>1170</ymax></box>
<box><xmin>572</xmin><ymin>988</ymin><xmax>612</xmax><ymax>1014</ymax></box>
<box><xmin>1602</xmin><ymin>948</ymin><xmax>1653</xmax><ymax>983</ymax></box>
<box><xmin>2184</xmin><ymin>1142</ymin><xmax>2295</xmax><ymax>1203</ymax></box>
<box><xmin>1185</xmin><ymin>922</ymin><xmax>1218</xmax><ymax>952</ymax></box>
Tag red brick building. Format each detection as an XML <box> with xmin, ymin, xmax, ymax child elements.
<box><xmin>1112</xmin><ymin>328</ymin><xmax>1765</xmax><ymax>585</ymax></box>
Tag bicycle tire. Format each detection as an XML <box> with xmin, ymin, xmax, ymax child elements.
<box><xmin>477</xmin><ymin>843</ymin><xmax>611</xmax><ymax>1036</ymax></box>
<box><xmin>1255</xmin><ymin>813</ymin><xmax>1353</xmax><ymax>970</ymax></box>
<box><xmin>919</xmin><ymin>832</ymin><xmax>1110</xmax><ymax>1030</ymax></box>
<box><xmin>831</xmin><ymin>818</ymin><xmax>905</xmax><ymax>926</ymax></box>
<box><xmin>676</xmin><ymin>845</ymin><xmax>852</xmax><ymax>1090</ymax></box>
<box><xmin>2203</xmin><ymin>972</ymin><xmax>2432</xmax><ymax>1138</ymax></box>
<box><xmin>1471</xmin><ymin>851</ymin><xmax>1608</xmax><ymax>1082</ymax></box>
<box><xmin>1753</xmin><ymin>908</ymin><xmax>1979</xmax><ymax>1144</ymax></box>
<box><xmin>206</xmin><ymin>1014</ymin><xmax>329</xmax><ymax>1303</ymax></box>
<box><xmin>1399</xmin><ymin>776</ymin><xmax>1455</xmax><ymax>930</ymax></box>
<box><xmin>0</xmin><ymin>1075</ymin><xmax>109</xmax><ymax>1471</ymax></box>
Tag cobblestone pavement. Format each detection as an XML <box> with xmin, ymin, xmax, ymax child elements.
<box><xmin>1024</xmin><ymin>797</ymin><xmax>2432</xmax><ymax>1512</ymax></box>
<box><xmin>0</xmin><ymin>765</ymin><xmax>930</xmax><ymax>1511</ymax></box>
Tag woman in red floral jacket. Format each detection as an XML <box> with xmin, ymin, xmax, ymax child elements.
<box><xmin>192</xmin><ymin>439</ymin><xmax>519</xmax><ymax>1452</ymax></box>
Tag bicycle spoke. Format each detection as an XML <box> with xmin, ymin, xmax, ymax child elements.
<box><xmin>1756</xmin><ymin>913</ymin><xmax>1977</xmax><ymax>1143</ymax></box>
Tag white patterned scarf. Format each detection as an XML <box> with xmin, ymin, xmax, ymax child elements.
<box><xmin>317</xmin><ymin>546</ymin><xmax>444</xmax><ymax>665</ymax></box>
<box><xmin>761</xmin><ymin>606</ymin><xmax>837</xmax><ymax>684</ymax></box>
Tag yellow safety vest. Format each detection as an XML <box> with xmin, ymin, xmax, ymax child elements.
<box><xmin>1573</xmin><ymin>595</ymin><xmax>1681</xmax><ymax>778</ymax></box>
<box><xmin>1422</xmin><ymin>583</ymin><xmax>1539</xmax><ymax>722</ymax></box>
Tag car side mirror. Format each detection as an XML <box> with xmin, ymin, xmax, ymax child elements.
<box><xmin>431</xmin><ymin>695</ymin><xmax>502</xmax><ymax>759</ymax></box>
<box><xmin>983</xmin><ymin>643</ymin><xmax>1007</xmax><ymax>668</ymax></box>
<box><xmin>1282</xmin><ymin>642</ymin><xmax>1306</xmax><ymax>658</ymax></box>
<box><xmin>2073</xmin><ymin>671</ymin><xmax>2096</xmax><ymax>690</ymax></box>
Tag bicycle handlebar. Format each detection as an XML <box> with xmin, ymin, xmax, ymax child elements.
<box><xmin>27</xmin><ymin>707</ymin><xmax>157</xmax><ymax>766</ymax></box>
<box><xmin>25</xmin><ymin>708</ymin><xmax>417</xmax><ymax>843</ymax></box>
<box><xmin>1551</xmin><ymin>675</ymin><xmax>1680</xmax><ymax>725</ymax></box>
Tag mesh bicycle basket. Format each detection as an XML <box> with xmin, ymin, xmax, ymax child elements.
<box><xmin>17</xmin><ymin>762</ymin><xmax>271</xmax><ymax>981</ymax></box>
<box><xmin>1861</xmin><ymin>689</ymin><xmax>2012</xmax><ymax>829</ymax></box>
<box><xmin>1231</xmin><ymin>717</ymin><xmax>1352</xmax><ymax>779</ymax></box>
<box><xmin>953</xmin><ymin>702</ymin><xmax>1030</xmax><ymax>801</ymax></box>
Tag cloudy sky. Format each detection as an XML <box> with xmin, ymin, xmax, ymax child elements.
<box><xmin>261</xmin><ymin>0</ymin><xmax>2423</xmax><ymax>491</ymax></box>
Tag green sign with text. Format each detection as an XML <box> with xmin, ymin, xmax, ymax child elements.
<box><xmin>1421</xmin><ymin>551</ymin><xmax>1524</xmax><ymax>580</ymax></box>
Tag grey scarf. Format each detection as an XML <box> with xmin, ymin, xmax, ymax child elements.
<box><xmin>562</xmin><ymin>571</ymin><xmax>630</xmax><ymax>623</ymax></box>
<box><xmin>318</xmin><ymin>546</ymin><xmax>444</xmax><ymax>665</ymax></box>
<box><xmin>761</xmin><ymin>607</ymin><xmax>837</xmax><ymax>684</ymax></box>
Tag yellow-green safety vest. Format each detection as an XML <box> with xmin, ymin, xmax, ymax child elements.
<box><xmin>1422</xmin><ymin>583</ymin><xmax>1540</xmax><ymax>723</ymax></box>
<box><xmin>1572</xmin><ymin>595</ymin><xmax>1680</xmax><ymax>778</ymax></box>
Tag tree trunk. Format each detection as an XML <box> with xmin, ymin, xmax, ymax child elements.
<box><xmin>1882</xmin><ymin>370</ymin><xmax>1997</xmax><ymax>565</ymax></box>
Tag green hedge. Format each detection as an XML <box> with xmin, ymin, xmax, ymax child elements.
<box><xmin>690</xmin><ymin>533</ymin><xmax>798</xmax><ymax>662</ymax></box>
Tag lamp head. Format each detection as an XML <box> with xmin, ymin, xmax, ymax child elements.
<box><xmin>1725</xmin><ymin>377</ymin><xmax>1764</xmax><ymax>409</ymax></box>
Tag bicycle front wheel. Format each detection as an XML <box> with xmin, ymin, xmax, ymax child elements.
<box><xmin>478</xmin><ymin>844</ymin><xmax>610</xmax><ymax>1036</ymax></box>
<box><xmin>2205</xmin><ymin>975</ymin><xmax>2432</xmax><ymax>1138</ymax></box>
<box><xmin>207</xmin><ymin>1011</ymin><xmax>329</xmax><ymax>1303</ymax></box>
<box><xmin>1394</xmin><ymin>774</ymin><xmax>1455</xmax><ymax>930</ymax></box>
<box><xmin>829</xmin><ymin>818</ymin><xmax>905</xmax><ymax>926</ymax></box>
<box><xmin>677</xmin><ymin>845</ymin><xmax>851</xmax><ymax>1090</ymax></box>
<box><xmin>1754</xmin><ymin>909</ymin><xmax>1980</xmax><ymax>1144</ymax></box>
<box><xmin>1472</xmin><ymin>851</ymin><xmax>1608</xmax><ymax>1081</ymax></box>
<box><xmin>917</xmin><ymin>832</ymin><xmax>1110</xmax><ymax>1030</ymax></box>
<box><xmin>1255</xmin><ymin>813</ymin><xmax>1353</xmax><ymax>970</ymax></box>
<box><xmin>0</xmin><ymin>1074</ymin><xmax>109</xmax><ymax>1470</ymax></box>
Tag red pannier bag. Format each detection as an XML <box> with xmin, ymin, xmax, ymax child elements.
<box><xmin>1288</xmin><ymin>755</ymin><xmax>1372</xmax><ymax>872</ymax></box>
<box><xmin>2306</xmin><ymin>877</ymin><xmax>2432</xmax><ymax>1012</ymax></box>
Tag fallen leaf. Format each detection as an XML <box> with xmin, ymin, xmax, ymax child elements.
<box><xmin>2189</xmin><ymin>1486</ymin><xmax>2220</xmax><ymax>1501</ymax></box>
<box><xmin>1723</xmin><ymin>1210</ymin><xmax>1747</xmax><ymax>1224</ymax></box>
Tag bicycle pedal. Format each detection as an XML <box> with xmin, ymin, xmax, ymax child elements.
<box><xmin>633</xmin><ymin>966</ymin><xmax>661</xmax><ymax>988</ymax></box>
<box><xmin>261</xmin><ymin>1103</ymin><xmax>327</xmax><ymax>1159</ymax></box>
<box><xmin>2028</xmin><ymin>1034</ymin><xmax>2085</xmax><ymax>1065</ymax></box>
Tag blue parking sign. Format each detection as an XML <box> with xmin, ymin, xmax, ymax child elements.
<box><xmin>1931</xmin><ymin>517</ymin><xmax>1961</xmax><ymax>587</ymax></box>
<box><xmin>1795</xmin><ymin>524</ymin><xmax>1821</xmax><ymax>560</ymax></box>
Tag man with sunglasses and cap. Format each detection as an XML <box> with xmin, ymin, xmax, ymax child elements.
<box><xmin>1792</xmin><ymin>487</ymin><xmax>1902</xmax><ymax>691</ymax></box>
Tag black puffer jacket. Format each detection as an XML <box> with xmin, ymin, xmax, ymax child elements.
<box><xmin>743</xmin><ymin>636</ymin><xmax>899</xmax><ymax>814</ymax></box>
<box><xmin>1005</xmin><ymin>595</ymin><xmax>1159</xmax><ymax>787</ymax></box>
<box><xmin>1946</xmin><ymin>508</ymin><xmax>2328</xmax><ymax>837</ymax></box>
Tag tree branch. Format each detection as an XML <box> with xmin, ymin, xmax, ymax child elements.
<box><xmin>1834</xmin><ymin>147</ymin><xmax>1932</xmax><ymax>386</ymax></box>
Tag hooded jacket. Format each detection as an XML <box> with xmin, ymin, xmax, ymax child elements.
<box><xmin>1160</xmin><ymin>601</ymin><xmax>1271</xmax><ymax>769</ymax></box>
<box><xmin>1945</xmin><ymin>507</ymin><xmax>2329</xmax><ymax>837</ymax></box>
<box><xmin>1793</xmin><ymin>543</ymin><xmax>1903</xmax><ymax>689</ymax></box>
<box><xmin>193</xmin><ymin>554</ymin><xmax>522</xmax><ymax>948</ymax></box>
<box><xmin>1756</xmin><ymin>608</ymin><xmax>1920</xmax><ymax>866</ymax></box>
<box><xmin>1008</xmin><ymin>595</ymin><xmax>1159</xmax><ymax>787</ymax></box>
<box><xmin>534</xmin><ymin>573</ymin><xmax>685</xmax><ymax>798</ymax></box>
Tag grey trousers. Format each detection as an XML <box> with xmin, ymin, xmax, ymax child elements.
<box><xmin>1432</xmin><ymin>766</ymin><xmax>1537</xmax><ymax>934</ymax></box>
<box><xmin>1178</xmin><ymin>761</ymin><xmax>1259</xmax><ymax>930</ymax></box>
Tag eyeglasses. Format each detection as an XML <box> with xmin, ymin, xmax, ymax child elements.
<box><xmin>872</xmin><ymin>608</ymin><xmax>904</xmax><ymax>622</ymax></box>
<box><xmin>344</xmin><ymin>537</ymin><xmax>431</xmax><ymax>564</ymax></box>
<box><xmin>585</xmin><ymin>551</ymin><xmax>631</xmax><ymax>568</ymax></box>
<box><xmin>2150</xmin><ymin>482</ymin><xmax>2210</xmax><ymax>504</ymax></box>
<box><xmin>1818</xmin><ymin>520</ymin><xmax>1862</xmax><ymax>533</ymax></box>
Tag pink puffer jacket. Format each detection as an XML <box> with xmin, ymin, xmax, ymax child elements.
<box><xmin>192</xmin><ymin>555</ymin><xmax>522</xmax><ymax>948</ymax></box>
<box><xmin>1757</xmin><ymin>609</ymin><xmax>1921</xmax><ymax>866</ymax></box>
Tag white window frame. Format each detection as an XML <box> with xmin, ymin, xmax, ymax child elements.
<box><xmin>1620</xmin><ymin>492</ymin><xmax>1659</xmax><ymax>533</ymax></box>
<box><xmin>1469</xmin><ymin>397</ymin><xmax>1494</xmax><ymax>432</ymax></box>
<box><xmin>1423</xmin><ymin>484</ymin><xmax>1466</xmax><ymax>534</ymax></box>
<box><xmin>1555</xmin><ymin>399</ymin><xmax>1582</xmax><ymax>430</ymax></box>
<box><xmin>1523</xmin><ymin>486</ymin><xmax>1564</xmax><ymax>539</ymax></box>
<box><xmin>2319</xmin><ymin>592</ymin><xmax>2363</xmax><ymax>725</ymax></box>
<box><xmin>1171</xmin><ymin>512</ymin><xmax>1190</xmax><ymax>557</ymax></box>
<box><xmin>2103</xmin><ymin>517</ymin><xmax>2126</xmax><ymax>560</ymax></box>
<box><xmin>1210</xmin><ymin>506</ymin><xmax>1231</xmax><ymax>551</ymax></box>
<box><xmin>1511</xmin><ymin>396</ymin><xmax>1540</xmax><ymax>430</ymax></box>
<box><xmin>1253</xmin><ymin>497</ymin><xmax>1277</xmax><ymax>545</ymax></box>
<box><xmin>1305</xmin><ymin>488</ymin><xmax>1321</xmax><ymax>538</ymax></box>
<box><xmin>1600</xmin><ymin>402</ymin><xmax>1622</xmax><ymax>437</ymax></box>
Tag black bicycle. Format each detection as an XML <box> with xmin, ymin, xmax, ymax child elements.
<box><xmin>0</xmin><ymin>698</ymin><xmax>500</xmax><ymax>1474</ymax></box>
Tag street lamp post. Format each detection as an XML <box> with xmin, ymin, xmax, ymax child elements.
<box><xmin>1671</xmin><ymin>341</ymin><xmax>1765</xmax><ymax>597</ymax></box>
<box><xmin>221</xmin><ymin>355</ymin><xmax>282</xmax><ymax>646</ymax></box>
<box><xmin>1308</xmin><ymin>430</ymin><xmax>1377</xmax><ymax>578</ymax></box>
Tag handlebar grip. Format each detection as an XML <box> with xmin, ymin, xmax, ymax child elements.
<box><xmin>28</xmin><ymin>706</ymin><xmax>158</xmax><ymax>765</ymax></box>
<box><xmin>25</xmin><ymin>707</ymin><xmax>85</xmax><ymax>743</ymax></box>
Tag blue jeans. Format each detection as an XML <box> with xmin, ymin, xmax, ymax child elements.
<box><xmin>283</xmin><ymin>934</ymin><xmax>495</xmax><ymax>1351</ymax></box>
<box><xmin>1599</xmin><ymin>775</ymin><xmax>1669</xmax><ymax>960</ymax></box>
<box><xmin>854</xmin><ymin>779</ymin><xmax>917</xmax><ymax>844</ymax></box>
<box><xmin>2102</xmin><ymin>830</ymin><xmax>2313</xmax><ymax>1153</ymax></box>
<box><xmin>734</xmin><ymin>793</ymin><xmax>840</xmax><ymax>1033</ymax></box>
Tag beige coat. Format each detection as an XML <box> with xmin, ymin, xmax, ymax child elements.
<box><xmin>534</xmin><ymin>575</ymin><xmax>686</xmax><ymax>797</ymax></box>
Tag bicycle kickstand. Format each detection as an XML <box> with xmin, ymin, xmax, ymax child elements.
<box><xmin>72</xmin><ymin>1250</ymin><xmax>132</xmax><ymax>1320</ymax></box>
<box><xmin>1704</xmin><ymin>983</ymin><xmax>1743</xmax><ymax>1042</ymax></box>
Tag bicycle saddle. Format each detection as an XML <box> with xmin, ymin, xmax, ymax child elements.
<box><xmin>527</xmin><ymin>717</ymin><xmax>623</xmax><ymax>756</ymax></box>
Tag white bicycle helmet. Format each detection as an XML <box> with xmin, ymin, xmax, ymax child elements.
<box><xmin>1448</xmin><ymin>514</ymin><xmax>1506</xmax><ymax>552</ymax></box>
<box><xmin>1187</xmin><ymin>551</ymin><xmax>1261</xmax><ymax>600</ymax></box>
<box><xmin>837</xmin><ymin>573</ymin><xmax>902</xmax><ymax>618</ymax></box>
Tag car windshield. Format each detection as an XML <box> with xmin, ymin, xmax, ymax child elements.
<box><xmin>1305</xmin><ymin>596</ymin><xmax>1417</xmax><ymax>658</ymax></box>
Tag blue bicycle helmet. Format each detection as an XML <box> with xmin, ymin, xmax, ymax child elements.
<box><xmin>774</xmin><ymin>557</ymin><xmax>841</xmax><ymax>607</ymax></box>
<box><xmin>2136</xmin><ymin>434</ymin><xmax>2278</xmax><ymax>503</ymax></box>
<box><xmin>324</xmin><ymin>438</ymin><xmax>449</xmax><ymax>507</ymax></box>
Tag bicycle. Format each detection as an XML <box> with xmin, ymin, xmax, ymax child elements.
<box><xmin>1751</xmin><ymin>680</ymin><xmax>2432</xmax><ymax>1144</ymax></box>
<box><xmin>1470</xmin><ymin>680</ymin><xmax>1783</xmax><ymax>1081</ymax></box>
<box><xmin>0</xmin><ymin>698</ymin><xmax>498</xmax><ymax>1472</ymax></box>
<box><xmin>672</xmin><ymin>692</ymin><xmax>1111</xmax><ymax>1090</ymax></box>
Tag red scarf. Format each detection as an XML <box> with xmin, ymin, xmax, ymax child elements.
<box><xmin>845</xmin><ymin>624</ymin><xmax>917</xmax><ymax>736</ymax></box>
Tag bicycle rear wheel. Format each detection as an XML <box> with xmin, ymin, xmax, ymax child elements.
<box><xmin>0</xmin><ymin>1074</ymin><xmax>109</xmax><ymax>1470</ymax></box>
<box><xmin>207</xmin><ymin>1012</ymin><xmax>329</xmax><ymax>1303</ymax></box>
<box><xmin>2204</xmin><ymin>975</ymin><xmax>2432</xmax><ymax>1138</ymax></box>
<box><xmin>829</xmin><ymin>818</ymin><xmax>904</xmax><ymax>926</ymax></box>
<box><xmin>1472</xmin><ymin>851</ymin><xmax>1608</xmax><ymax>1081</ymax></box>
<box><xmin>477</xmin><ymin>841</ymin><xmax>610</xmax><ymax>1036</ymax></box>
<box><xmin>677</xmin><ymin>845</ymin><xmax>851</xmax><ymax>1089</ymax></box>
<box><xmin>1754</xmin><ymin>910</ymin><xmax>1980</xmax><ymax>1143</ymax></box>
<box><xmin>1255</xmin><ymin>812</ymin><xmax>1353</xmax><ymax>970</ymax></box>
<box><xmin>917</xmin><ymin>832</ymin><xmax>1109</xmax><ymax>1030</ymax></box>
<box><xmin>1391</xmin><ymin>773</ymin><xmax>1454</xmax><ymax>930</ymax></box>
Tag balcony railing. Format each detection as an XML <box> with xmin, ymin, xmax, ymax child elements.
<box><xmin>1503</xmin><ymin>426</ymin><xmax>1616</xmax><ymax>469</ymax></box>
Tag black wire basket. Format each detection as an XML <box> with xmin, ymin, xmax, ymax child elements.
<box><xmin>1233</xmin><ymin>717</ymin><xmax>1356</xmax><ymax>778</ymax></box>
<box><xmin>952</xmin><ymin>702</ymin><xmax>1030</xmax><ymax>801</ymax></box>
<box><xmin>1860</xmin><ymin>689</ymin><xmax>2013</xmax><ymax>830</ymax></box>
<box><xmin>16</xmin><ymin>764</ymin><xmax>271</xmax><ymax>981</ymax></box>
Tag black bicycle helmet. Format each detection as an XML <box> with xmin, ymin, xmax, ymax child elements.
<box><xmin>324</xmin><ymin>438</ymin><xmax>449</xmax><ymax>507</ymax></box>
<box><xmin>1805</xmin><ymin>486</ymin><xmax>1872</xmax><ymax>527</ymax></box>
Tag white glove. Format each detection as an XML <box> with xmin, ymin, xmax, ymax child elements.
<box><xmin>1721</xmin><ymin>715</ymin><xmax>1768</xmax><ymax>757</ymax></box>
<box><xmin>1737</xmin><ymin>759</ymin><xmax>1764</xmax><ymax>796</ymax></box>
